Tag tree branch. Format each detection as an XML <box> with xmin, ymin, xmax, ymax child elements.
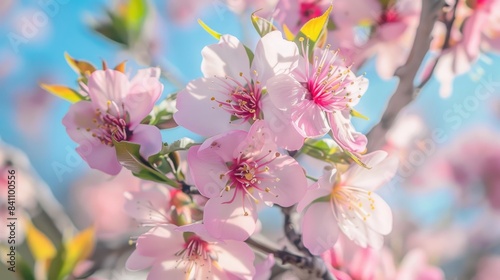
<box><xmin>366</xmin><ymin>0</ymin><xmax>446</xmax><ymax>151</ymax></box>
<box><xmin>246</xmin><ymin>238</ymin><xmax>336</xmax><ymax>280</ymax></box>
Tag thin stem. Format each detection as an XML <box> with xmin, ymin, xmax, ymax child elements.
<box><xmin>246</xmin><ymin>237</ymin><xmax>336</xmax><ymax>280</ymax></box>
<box><xmin>366</xmin><ymin>0</ymin><xmax>446</xmax><ymax>151</ymax></box>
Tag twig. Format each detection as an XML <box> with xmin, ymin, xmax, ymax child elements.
<box><xmin>366</xmin><ymin>0</ymin><xmax>446</xmax><ymax>151</ymax></box>
<box><xmin>246</xmin><ymin>238</ymin><xmax>336</xmax><ymax>280</ymax></box>
<box><xmin>281</xmin><ymin>206</ymin><xmax>312</xmax><ymax>256</ymax></box>
<box><xmin>415</xmin><ymin>0</ymin><xmax>458</xmax><ymax>90</ymax></box>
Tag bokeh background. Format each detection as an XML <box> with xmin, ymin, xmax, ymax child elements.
<box><xmin>1</xmin><ymin>0</ymin><xmax>500</xmax><ymax>279</ymax></box>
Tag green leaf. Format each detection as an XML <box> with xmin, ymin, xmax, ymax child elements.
<box><xmin>244</xmin><ymin>46</ymin><xmax>255</xmax><ymax>65</ymax></box>
<box><xmin>47</xmin><ymin>244</ymin><xmax>65</xmax><ymax>280</ymax></box>
<box><xmin>94</xmin><ymin>21</ymin><xmax>127</xmax><ymax>45</ymax></box>
<box><xmin>250</xmin><ymin>10</ymin><xmax>277</xmax><ymax>37</ymax></box>
<box><xmin>198</xmin><ymin>19</ymin><xmax>222</xmax><ymax>40</ymax></box>
<box><xmin>350</xmin><ymin>108</ymin><xmax>370</xmax><ymax>120</ymax></box>
<box><xmin>114</xmin><ymin>140</ymin><xmax>179</xmax><ymax>187</ymax></box>
<box><xmin>148</xmin><ymin>95</ymin><xmax>178</xmax><ymax>129</ymax></box>
<box><xmin>126</xmin><ymin>0</ymin><xmax>147</xmax><ymax>31</ymax></box>
<box><xmin>17</xmin><ymin>257</ymin><xmax>35</xmax><ymax>280</ymax></box>
<box><xmin>161</xmin><ymin>138</ymin><xmax>196</xmax><ymax>154</ymax></box>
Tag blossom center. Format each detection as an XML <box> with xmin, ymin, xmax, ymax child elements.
<box><xmin>211</xmin><ymin>75</ymin><xmax>262</xmax><ymax>123</ymax></box>
<box><xmin>299</xmin><ymin>2</ymin><xmax>323</xmax><ymax>27</ymax></box>
<box><xmin>219</xmin><ymin>150</ymin><xmax>281</xmax><ymax>215</ymax></box>
<box><xmin>380</xmin><ymin>7</ymin><xmax>399</xmax><ymax>24</ymax></box>
<box><xmin>85</xmin><ymin>101</ymin><xmax>130</xmax><ymax>146</ymax></box>
<box><xmin>331</xmin><ymin>185</ymin><xmax>375</xmax><ymax>222</ymax></box>
<box><xmin>301</xmin><ymin>46</ymin><xmax>361</xmax><ymax>111</ymax></box>
<box><xmin>175</xmin><ymin>236</ymin><xmax>215</xmax><ymax>275</ymax></box>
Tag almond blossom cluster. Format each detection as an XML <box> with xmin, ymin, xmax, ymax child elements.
<box><xmin>52</xmin><ymin>7</ymin><xmax>402</xmax><ymax>280</ymax></box>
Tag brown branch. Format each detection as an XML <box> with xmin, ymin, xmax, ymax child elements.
<box><xmin>246</xmin><ymin>238</ymin><xmax>336</xmax><ymax>280</ymax></box>
<box><xmin>366</xmin><ymin>0</ymin><xmax>446</xmax><ymax>151</ymax></box>
<box><xmin>281</xmin><ymin>206</ymin><xmax>312</xmax><ymax>256</ymax></box>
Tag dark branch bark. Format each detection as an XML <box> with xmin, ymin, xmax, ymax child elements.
<box><xmin>366</xmin><ymin>0</ymin><xmax>446</xmax><ymax>151</ymax></box>
<box><xmin>246</xmin><ymin>238</ymin><xmax>336</xmax><ymax>280</ymax></box>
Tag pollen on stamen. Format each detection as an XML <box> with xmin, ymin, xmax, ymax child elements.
<box><xmin>210</xmin><ymin>97</ymin><xmax>215</xmax><ymax>101</ymax></box>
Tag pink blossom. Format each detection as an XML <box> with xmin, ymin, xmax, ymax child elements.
<box><xmin>267</xmin><ymin>47</ymin><xmax>368</xmax><ymax>153</ymax></box>
<box><xmin>188</xmin><ymin>121</ymin><xmax>308</xmax><ymax>240</ymax></box>
<box><xmin>62</xmin><ymin>68</ymin><xmax>163</xmax><ymax>175</ymax></box>
<box><xmin>297</xmin><ymin>151</ymin><xmax>398</xmax><ymax>254</ymax></box>
<box><xmin>395</xmin><ymin>249</ymin><xmax>444</xmax><ymax>280</ymax></box>
<box><xmin>124</xmin><ymin>184</ymin><xmax>203</xmax><ymax>227</ymax></box>
<box><xmin>126</xmin><ymin>223</ymin><xmax>255</xmax><ymax>279</ymax></box>
<box><xmin>174</xmin><ymin>31</ymin><xmax>305</xmax><ymax>150</ymax></box>
<box><xmin>274</xmin><ymin>0</ymin><xmax>331</xmax><ymax>34</ymax></box>
<box><xmin>69</xmin><ymin>170</ymin><xmax>141</xmax><ymax>240</ymax></box>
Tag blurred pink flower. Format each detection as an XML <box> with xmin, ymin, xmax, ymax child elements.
<box><xmin>473</xmin><ymin>255</ymin><xmax>500</xmax><ymax>280</ymax></box>
<box><xmin>188</xmin><ymin>121</ymin><xmax>307</xmax><ymax>240</ymax></box>
<box><xmin>126</xmin><ymin>223</ymin><xmax>255</xmax><ymax>279</ymax></box>
<box><xmin>432</xmin><ymin>0</ymin><xmax>500</xmax><ymax>97</ymax></box>
<box><xmin>254</xmin><ymin>254</ymin><xmax>275</xmax><ymax>280</ymax></box>
<box><xmin>175</xmin><ymin>31</ymin><xmax>304</xmax><ymax>150</ymax></box>
<box><xmin>274</xmin><ymin>0</ymin><xmax>331</xmax><ymax>33</ymax></box>
<box><xmin>267</xmin><ymin>47</ymin><xmax>368</xmax><ymax>153</ymax></box>
<box><xmin>298</xmin><ymin>151</ymin><xmax>398</xmax><ymax>254</ymax></box>
<box><xmin>70</xmin><ymin>170</ymin><xmax>142</xmax><ymax>240</ymax></box>
<box><xmin>63</xmin><ymin>68</ymin><xmax>163</xmax><ymax>175</ymax></box>
<box><xmin>124</xmin><ymin>185</ymin><xmax>203</xmax><ymax>226</ymax></box>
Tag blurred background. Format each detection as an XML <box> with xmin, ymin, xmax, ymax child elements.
<box><xmin>1</xmin><ymin>0</ymin><xmax>500</xmax><ymax>279</ymax></box>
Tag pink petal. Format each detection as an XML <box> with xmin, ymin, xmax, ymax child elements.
<box><xmin>254</xmin><ymin>254</ymin><xmax>275</xmax><ymax>280</ymax></box>
<box><xmin>266</xmin><ymin>74</ymin><xmax>308</xmax><ymax>110</ymax></box>
<box><xmin>215</xmin><ymin>240</ymin><xmax>256</xmax><ymax>280</ymax></box>
<box><xmin>147</xmin><ymin>260</ymin><xmax>185</xmax><ymax>280</ymax></box>
<box><xmin>187</xmin><ymin>146</ymin><xmax>228</xmax><ymax>198</ymax></box>
<box><xmin>328</xmin><ymin>111</ymin><xmax>367</xmax><ymax>153</ymax></box>
<box><xmin>297</xmin><ymin>168</ymin><xmax>336</xmax><ymax>213</ymax></box>
<box><xmin>259</xmin><ymin>155</ymin><xmax>307</xmax><ymax>207</ymax></box>
<box><xmin>62</xmin><ymin>101</ymin><xmax>99</xmax><ymax>143</ymax></box>
<box><xmin>292</xmin><ymin>100</ymin><xmax>330</xmax><ymax>138</ymax></box>
<box><xmin>126</xmin><ymin>67</ymin><xmax>163</xmax><ymax>127</ymax></box>
<box><xmin>136</xmin><ymin>225</ymin><xmax>185</xmax><ymax>258</ymax></box>
<box><xmin>203</xmin><ymin>193</ymin><xmax>257</xmax><ymax>241</ymax></box>
<box><xmin>261</xmin><ymin>97</ymin><xmax>304</xmax><ymax>150</ymax></box>
<box><xmin>375</xmin><ymin>43</ymin><xmax>406</xmax><ymax>80</ymax></box>
<box><xmin>302</xmin><ymin>202</ymin><xmax>340</xmax><ymax>255</ymax></box>
<box><xmin>361</xmin><ymin>192</ymin><xmax>393</xmax><ymax>235</ymax></box>
<box><xmin>201</xmin><ymin>34</ymin><xmax>250</xmax><ymax>80</ymax></box>
<box><xmin>337</xmin><ymin>215</ymin><xmax>384</xmax><ymax>249</ymax></box>
<box><xmin>197</xmin><ymin>129</ymin><xmax>248</xmax><ymax>163</ymax></box>
<box><xmin>128</xmin><ymin>124</ymin><xmax>163</xmax><ymax>159</ymax></box>
<box><xmin>77</xmin><ymin>142</ymin><xmax>122</xmax><ymax>175</ymax></box>
<box><xmin>87</xmin><ymin>70</ymin><xmax>130</xmax><ymax>111</ymax></box>
<box><xmin>252</xmin><ymin>31</ymin><xmax>299</xmax><ymax>83</ymax></box>
<box><xmin>342</xmin><ymin>151</ymin><xmax>399</xmax><ymax>190</ymax></box>
<box><xmin>174</xmin><ymin>77</ymin><xmax>251</xmax><ymax>137</ymax></box>
<box><xmin>126</xmin><ymin>250</ymin><xmax>155</xmax><ymax>271</ymax></box>
<box><xmin>123</xmin><ymin>187</ymin><xmax>170</xmax><ymax>223</ymax></box>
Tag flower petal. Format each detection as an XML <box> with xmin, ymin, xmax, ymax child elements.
<box><xmin>297</xmin><ymin>168</ymin><xmax>336</xmax><ymax>213</ymax></box>
<box><xmin>302</xmin><ymin>202</ymin><xmax>340</xmax><ymax>255</ymax></box>
<box><xmin>328</xmin><ymin>110</ymin><xmax>367</xmax><ymax>153</ymax></box>
<box><xmin>125</xmin><ymin>250</ymin><xmax>155</xmax><ymax>271</ymax></box>
<box><xmin>187</xmin><ymin>146</ymin><xmax>228</xmax><ymax>198</ymax></box>
<box><xmin>76</xmin><ymin>142</ymin><xmax>122</xmax><ymax>175</ymax></box>
<box><xmin>292</xmin><ymin>100</ymin><xmax>330</xmax><ymax>138</ymax></box>
<box><xmin>201</xmin><ymin>34</ymin><xmax>250</xmax><ymax>80</ymax></box>
<box><xmin>128</xmin><ymin>124</ymin><xmax>163</xmax><ymax>159</ymax></box>
<box><xmin>252</xmin><ymin>31</ymin><xmax>299</xmax><ymax>83</ymax></box>
<box><xmin>266</xmin><ymin>74</ymin><xmax>308</xmax><ymax>110</ymax></box>
<box><xmin>215</xmin><ymin>240</ymin><xmax>256</xmax><ymax>280</ymax></box>
<box><xmin>259</xmin><ymin>155</ymin><xmax>307</xmax><ymax>207</ymax></box>
<box><xmin>342</xmin><ymin>151</ymin><xmax>399</xmax><ymax>190</ymax></box>
<box><xmin>87</xmin><ymin>69</ymin><xmax>130</xmax><ymax>111</ymax></box>
<box><xmin>174</xmin><ymin>77</ymin><xmax>251</xmax><ymax>137</ymax></box>
<box><xmin>203</xmin><ymin>193</ymin><xmax>257</xmax><ymax>241</ymax></box>
<box><xmin>126</xmin><ymin>67</ymin><xmax>163</xmax><ymax>127</ymax></box>
<box><xmin>261</xmin><ymin>97</ymin><xmax>304</xmax><ymax>150</ymax></box>
<box><xmin>136</xmin><ymin>225</ymin><xmax>184</xmax><ymax>258</ymax></box>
